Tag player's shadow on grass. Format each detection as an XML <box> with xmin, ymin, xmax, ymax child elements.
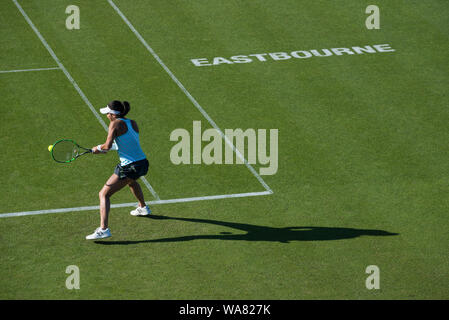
<box><xmin>95</xmin><ymin>215</ymin><xmax>398</xmax><ymax>245</ymax></box>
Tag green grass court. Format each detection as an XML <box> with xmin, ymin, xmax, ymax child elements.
<box><xmin>0</xmin><ymin>0</ymin><xmax>448</xmax><ymax>299</ymax></box>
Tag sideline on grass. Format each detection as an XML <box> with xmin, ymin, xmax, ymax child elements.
<box><xmin>191</xmin><ymin>44</ymin><xmax>395</xmax><ymax>66</ymax></box>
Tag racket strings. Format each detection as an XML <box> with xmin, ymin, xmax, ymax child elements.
<box><xmin>52</xmin><ymin>141</ymin><xmax>79</xmax><ymax>162</ymax></box>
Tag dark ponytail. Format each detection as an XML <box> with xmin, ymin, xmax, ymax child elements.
<box><xmin>122</xmin><ymin>101</ymin><xmax>130</xmax><ymax>117</ymax></box>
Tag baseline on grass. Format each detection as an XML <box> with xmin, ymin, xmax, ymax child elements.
<box><xmin>0</xmin><ymin>191</ymin><xmax>271</xmax><ymax>218</ymax></box>
<box><xmin>2</xmin><ymin>0</ymin><xmax>273</xmax><ymax>219</ymax></box>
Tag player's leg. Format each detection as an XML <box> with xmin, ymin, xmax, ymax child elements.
<box><xmin>127</xmin><ymin>160</ymin><xmax>151</xmax><ymax>216</ymax></box>
<box><xmin>128</xmin><ymin>179</ymin><xmax>151</xmax><ymax>216</ymax></box>
<box><xmin>99</xmin><ymin>173</ymin><xmax>130</xmax><ymax>228</ymax></box>
<box><xmin>86</xmin><ymin>174</ymin><xmax>130</xmax><ymax>239</ymax></box>
<box><xmin>128</xmin><ymin>179</ymin><xmax>146</xmax><ymax>208</ymax></box>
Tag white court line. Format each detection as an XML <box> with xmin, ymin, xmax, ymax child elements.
<box><xmin>0</xmin><ymin>191</ymin><xmax>271</xmax><ymax>218</ymax></box>
<box><xmin>108</xmin><ymin>0</ymin><xmax>273</xmax><ymax>194</ymax></box>
<box><xmin>13</xmin><ymin>0</ymin><xmax>160</xmax><ymax>201</ymax></box>
<box><xmin>0</xmin><ymin>67</ymin><xmax>60</xmax><ymax>74</ymax></box>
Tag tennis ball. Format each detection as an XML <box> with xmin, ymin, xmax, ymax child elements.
<box><xmin>48</xmin><ymin>145</ymin><xmax>53</xmax><ymax>152</ymax></box>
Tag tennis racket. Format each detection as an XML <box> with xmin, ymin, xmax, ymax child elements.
<box><xmin>50</xmin><ymin>139</ymin><xmax>92</xmax><ymax>163</ymax></box>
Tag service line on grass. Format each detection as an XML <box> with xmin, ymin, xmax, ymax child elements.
<box><xmin>0</xmin><ymin>67</ymin><xmax>60</xmax><ymax>74</ymax></box>
<box><xmin>108</xmin><ymin>0</ymin><xmax>273</xmax><ymax>194</ymax></box>
<box><xmin>13</xmin><ymin>0</ymin><xmax>160</xmax><ymax>201</ymax></box>
<box><xmin>0</xmin><ymin>191</ymin><xmax>272</xmax><ymax>218</ymax></box>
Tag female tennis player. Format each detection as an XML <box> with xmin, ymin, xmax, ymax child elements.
<box><xmin>86</xmin><ymin>100</ymin><xmax>151</xmax><ymax>240</ymax></box>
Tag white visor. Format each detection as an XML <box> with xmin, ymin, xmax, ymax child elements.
<box><xmin>99</xmin><ymin>105</ymin><xmax>121</xmax><ymax>115</ymax></box>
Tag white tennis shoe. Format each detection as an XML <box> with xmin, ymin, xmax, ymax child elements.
<box><xmin>86</xmin><ymin>227</ymin><xmax>111</xmax><ymax>240</ymax></box>
<box><xmin>130</xmin><ymin>205</ymin><xmax>151</xmax><ymax>216</ymax></box>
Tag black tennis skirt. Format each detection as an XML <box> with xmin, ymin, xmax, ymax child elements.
<box><xmin>114</xmin><ymin>159</ymin><xmax>149</xmax><ymax>180</ymax></box>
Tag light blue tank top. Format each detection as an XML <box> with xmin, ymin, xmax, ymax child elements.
<box><xmin>114</xmin><ymin>118</ymin><xmax>146</xmax><ymax>166</ymax></box>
